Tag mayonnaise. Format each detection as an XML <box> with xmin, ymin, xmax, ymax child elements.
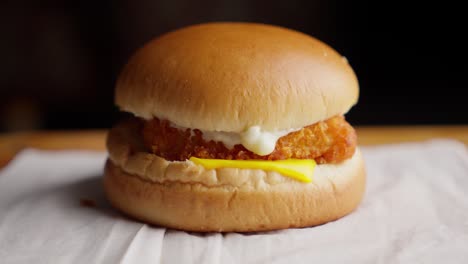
<box><xmin>199</xmin><ymin>126</ymin><xmax>299</xmax><ymax>155</ymax></box>
<box><xmin>170</xmin><ymin>121</ymin><xmax>299</xmax><ymax>156</ymax></box>
<box><xmin>240</xmin><ymin>126</ymin><xmax>294</xmax><ymax>155</ymax></box>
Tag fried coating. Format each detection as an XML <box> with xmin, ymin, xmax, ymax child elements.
<box><xmin>142</xmin><ymin>116</ymin><xmax>357</xmax><ymax>164</ymax></box>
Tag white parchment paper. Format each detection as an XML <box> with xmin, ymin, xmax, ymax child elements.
<box><xmin>1</xmin><ymin>140</ymin><xmax>467</xmax><ymax>264</ymax></box>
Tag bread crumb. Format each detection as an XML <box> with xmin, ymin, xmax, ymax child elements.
<box><xmin>80</xmin><ymin>198</ymin><xmax>97</xmax><ymax>208</ymax></box>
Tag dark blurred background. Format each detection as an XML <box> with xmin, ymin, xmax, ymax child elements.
<box><xmin>1</xmin><ymin>0</ymin><xmax>467</xmax><ymax>132</ymax></box>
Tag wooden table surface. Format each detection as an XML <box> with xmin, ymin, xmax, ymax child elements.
<box><xmin>1</xmin><ymin>126</ymin><xmax>467</xmax><ymax>169</ymax></box>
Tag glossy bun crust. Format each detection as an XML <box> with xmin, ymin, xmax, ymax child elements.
<box><xmin>115</xmin><ymin>22</ymin><xmax>359</xmax><ymax>132</ymax></box>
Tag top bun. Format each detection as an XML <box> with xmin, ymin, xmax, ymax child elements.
<box><xmin>115</xmin><ymin>22</ymin><xmax>359</xmax><ymax>132</ymax></box>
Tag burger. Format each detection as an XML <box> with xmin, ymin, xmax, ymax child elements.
<box><xmin>104</xmin><ymin>22</ymin><xmax>366</xmax><ymax>232</ymax></box>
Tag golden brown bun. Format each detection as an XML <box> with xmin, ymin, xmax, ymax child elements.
<box><xmin>115</xmin><ymin>22</ymin><xmax>359</xmax><ymax>132</ymax></box>
<box><xmin>103</xmin><ymin>120</ymin><xmax>366</xmax><ymax>232</ymax></box>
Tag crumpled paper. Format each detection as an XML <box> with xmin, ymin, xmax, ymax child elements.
<box><xmin>1</xmin><ymin>140</ymin><xmax>467</xmax><ymax>264</ymax></box>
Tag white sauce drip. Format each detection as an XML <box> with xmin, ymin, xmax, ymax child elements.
<box><xmin>169</xmin><ymin>122</ymin><xmax>299</xmax><ymax>156</ymax></box>
<box><xmin>202</xmin><ymin>126</ymin><xmax>298</xmax><ymax>155</ymax></box>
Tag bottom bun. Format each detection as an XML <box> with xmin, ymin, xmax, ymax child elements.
<box><xmin>103</xmin><ymin>150</ymin><xmax>366</xmax><ymax>232</ymax></box>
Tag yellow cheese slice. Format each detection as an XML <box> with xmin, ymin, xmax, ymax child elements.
<box><xmin>189</xmin><ymin>157</ymin><xmax>316</xmax><ymax>183</ymax></box>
